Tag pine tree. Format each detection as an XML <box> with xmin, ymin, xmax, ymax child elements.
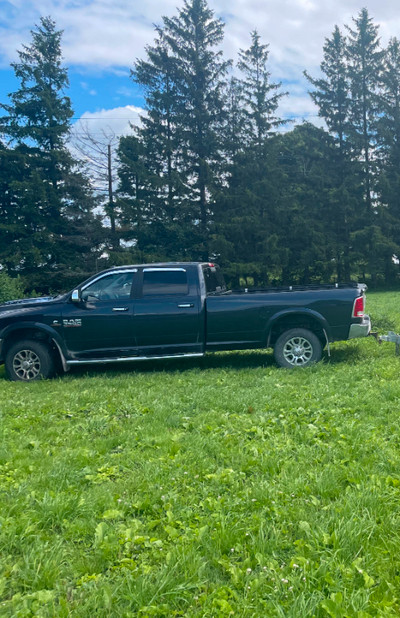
<box><xmin>345</xmin><ymin>8</ymin><xmax>384</xmax><ymax>214</ymax></box>
<box><xmin>305</xmin><ymin>25</ymin><xmax>359</xmax><ymax>280</ymax></box>
<box><xmin>158</xmin><ymin>0</ymin><xmax>230</xmax><ymax>259</ymax></box>
<box><xmin>375</xmin><ymin>37</ymin><xmax>400</xmax><ymax>281</ymax></box>
<box><xmin>132</xmin><ymin>30</ymin><xmax>188</xmax><ymax>237</ymax></box>
<box><xmin>378</xmin><ymin>37</ymin><xmax>400</xmax><ymax>212</ymax></box>
<box><xmin>212</xmin><ymin>31</ymin><xmax>287</xmax><ymax>285</ymax></box>
<box><xmin>238</xmin><ymin>30</ymin><xmax>286</xmax><ymax>150</ymax></box>
<box><xmin>277</xmin><ymin>123</ymin><xmax>344</xmax><ymax>284</ymax></box>
<box><xmin>344</xmin><ymin>9</ymin><xmax>388</xmax><ymax>284</ymax></box>
<box><xmin>0</xmin><ymin>17</ymin><xmax>102</xmax><ymax>291</ymax></box>
<box><xmin>305</xmin><ymin>26</ymin><xmax>349</xmax><ymax>157</ymax></box>
<box><xmin>121</xmin><ymin>1</ymin><xmax>230</xmax><ymax>260</ymax></box>
<box><xmin>222</xmin><ymin>77</ymin><xmax>246</xmax><ymax>163</ymax></box>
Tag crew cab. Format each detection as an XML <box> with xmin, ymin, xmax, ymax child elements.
<box><xmin>0</xmin><ymin>262</ymin><xmax>371</xmax><ymax>381</ymax></box>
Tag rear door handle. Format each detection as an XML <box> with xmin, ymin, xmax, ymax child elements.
<box><xmin>178</xmin><ymin>303</ymin><xmax>194</xmax><ymax>308</ymax></box>
<box><xmin>113</xmin><ymin>307</ymin><xmax>129</xmax><ymax>312</ymax></box>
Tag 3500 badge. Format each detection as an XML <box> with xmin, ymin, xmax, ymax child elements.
<box><xmin>63</xmin><ymin>319</ymin><xmax>82</xmax><ymax>328</ymax></box>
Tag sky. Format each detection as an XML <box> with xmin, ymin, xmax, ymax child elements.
<box><xmin>0</xmin><ymin>0</ymin><xmax>399</xmax><ymax>138</ymax></box>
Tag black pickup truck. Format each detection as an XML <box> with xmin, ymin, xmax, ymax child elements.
<box><xmin>0</xmin><ymin>262</ymin><xmax>371</xmax><ymax>381</ymax></box>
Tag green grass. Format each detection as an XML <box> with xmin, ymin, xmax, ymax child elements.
<box><xmin>1</xmin><ymin>291</ymin><xmax>400</xmax><ymax>616</ymax></box>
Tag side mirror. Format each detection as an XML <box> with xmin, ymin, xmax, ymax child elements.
<box><xmin>71</xmin><ymin>289</ymin><xmax>81</xmax><ymax>302</ymax></box>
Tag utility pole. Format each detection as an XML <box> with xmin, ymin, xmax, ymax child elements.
<box><xmin>70</xmin><ymin>122</ymin><xmax>120</xmax><ymax>252</ymax></box>
<box><xmin>107</xmin><ymin>143</ymin><xmax>117</xmax><ymax>250</ymax></box>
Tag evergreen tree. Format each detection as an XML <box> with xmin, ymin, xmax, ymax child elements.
<box><xmin>132</xmin><ymin>29</ymin><xmax>189</xmax><ymax>239</ymax></box>
<box><xmin>0</xmin><ymin>17</ymin><xmax>102</xmax><ymax>291</ymax></box>
<box><xmin>238</xmin><ymin>30</ymin><xmax>286</xmax><ymax>150</ymax></box>
<box><xmin>222</xmin><ymin>77</ymin><xmax>246</xmax><ymax>164</ymax></box>
<box><xmin>345</xmin><ymin>8</ymin><xmax>384</xmax><ymax>214</ymax></box>
<box><xmin>277</xmin><ymin>123</ymin><xmax>344</xmax><ymax>284</ymax></box>
<box><xmin>305</xmin><ymin>26</ymin><xmax>349</xmax><ymax>158</ymax></box>
<box><xmin>344</xmin><ymin>9</ymin><xmax>388</xmax><ymax>284</ymax></box>
<box><xmin>211</xmin><ymin>31</ymin><xmax>287</xmax><ymax>285</ymax></box>
<box><xmin>118</xmin><ymin>0</ymin><xmax>230</xmax><ymax>260</ymax></box>
<box><xmin>164</xmin><ymin>0</ymin><xmax>230</xmax><ymax>259</ymax></box>
<box><xmin>375</xmin><ymin>37</ymin><xmax>400</xmax><ymax>282</ymax></box>
<box><xmin>305</xmin><ymin>25</ymin><xmax>360</xmax><ymax>280</ymax></box>
<box><xmin>117</xmin><ymin>133</ymin><xmax>181</xmax><ymax>260</ymax></box>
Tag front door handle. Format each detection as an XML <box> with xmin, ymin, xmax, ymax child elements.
<box><xmin>113</xmin><ymin>307</ymin><xmax>129</xmax><ymax>312</ymax></box>
<box><xmin>178</xmin><ymin>303</ymin><xmax>194</xmax><ymax>308</ymax></box>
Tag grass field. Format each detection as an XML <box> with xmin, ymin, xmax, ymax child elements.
<box><xmin>1</xmin><ymin>291</ymin><xmax>400</xmax><ymax>616</ymax></box>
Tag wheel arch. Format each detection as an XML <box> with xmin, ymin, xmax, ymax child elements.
<box><xmin>266</xmin><ymin>310</ymin><xmax>330</xmax><ymax>348</ymax></box>
<box><xmin>1</xmin><ymin>322</ymin><xmax>68</xmax><ymax>372</ymax></box>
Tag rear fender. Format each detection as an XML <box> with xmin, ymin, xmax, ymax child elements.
<box><xmin>266</xmin><ymin>309</ymin><xmax>331</xmax><ymax>347</ymax></box>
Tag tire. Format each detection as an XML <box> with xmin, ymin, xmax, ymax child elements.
<box><xmin>5</xmin><ymin>339</ymin><xmax>55</xmax><ymax>381</ymax></box>
<box><xmin>274</xmin><ymin>328</ymin><xmax>322</xmax><ymax>369</ymax></box>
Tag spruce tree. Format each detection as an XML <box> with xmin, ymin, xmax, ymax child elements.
<box><xmin>375</xmin><ymin>37</ymin><xmax>400</xmax><ymax>281</ymax></box>
<box><xmin>116</xmin><ymin>133</ymin><xmax>181</xmax><ymax>260</ymax></box>
<box><xmin>378</xmin><ymin>37</ymin><xmax>400</xmax><ymax>211</ymax></box>
<box><xmin>305</xmin><ymin>26</ymin><xmax>349</xmax><ymax>157</ymax></box>
<box><xmin>344</xmin><ymin>9</ymin><xmax>387</xmax><ymax>283</ymax></box>
<box><xmin>169</xmin><ymin>0</ymin><xmax>231</xmax><ymax>259</ymax></box>
<box><xmin>345</xmin><ymin>8</ymin><xmax>384</xmax><ymax>214</ymax></box>
<box><xmin>277</xmin><ymin>123</ymin><xmax>343</xmax><ymax>284</ymax></box>
<box><xmin>212</xmin><ymin>31</ymin><xmax>287</xmax><ymax>285</ymax></box>
<box><xmin>0</xmin><ymin>17</ymin><xmax>102</xmax><ymax>291</ymax></box>
<box><xmin>132</xmin><ymin>30</ymin><xmax>188</xmax><ymax>239</ymax></box>
<box><xmin>120</xmin><ymin>1</ymin><xmax>230</xmax><ymax>260</ymax></box>
<box><xmin>305</xmin><ymin>25</ymin><xmax>359</xmax><ymax>280</ymax></box>
<box><xmin>238</xmin><ymin>30</ymin><xmax>286</xmax><ymax>150</ymax></box>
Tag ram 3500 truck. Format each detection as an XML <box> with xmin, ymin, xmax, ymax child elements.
<box><xmin>0</xmin><ymin>262</ymin><xmax>371</xmax><ymax>381</ymax></box>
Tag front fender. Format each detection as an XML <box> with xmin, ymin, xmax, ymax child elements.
<box><xmin>0</xmin><ymin>321</ymin><xmax>69</xmax><ymax>360</ymax></box>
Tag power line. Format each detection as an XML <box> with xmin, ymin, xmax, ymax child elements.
<box><xmin>72</xmin><ymin>115</ymin><xmax>142</xmax><ymax>120</ymax></box>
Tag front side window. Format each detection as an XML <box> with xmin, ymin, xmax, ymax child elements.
<box><xmin>142</xmin><ymin>270</ymin><xmax>188</xmax><ymax>296</ymax></box>
<box><xmin>82</xmin><ymin>272</ymin><xmax>134</xmax><ymax>301</ymax></box>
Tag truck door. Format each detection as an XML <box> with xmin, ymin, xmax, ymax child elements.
<box><xmin>62</xmin><ymin>270</ymin><xmax>137</xmax><ymax>358</ymax></box>
<box><xmin>133</xmin><ymin>267</ymin><xmax>202</xmax><ymax>355</ymax></box>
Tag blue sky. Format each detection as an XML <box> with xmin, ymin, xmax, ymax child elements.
<box><xmin>1</xmin><ymin>0</ymin><xmax>399</xmax><ymax>137</ymax></box>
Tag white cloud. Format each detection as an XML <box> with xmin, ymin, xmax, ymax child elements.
<box><xmin>116</xmin><ymin>86</ymin><xmax>137</xmax><ymax>98</ymax></box>
<box><xmin>80</xmin><ymin>82</ymin><xmax>97</xmax><ymax>96</ymax></box>
<box><xmin>1</xmin><ymin>0</ymin><xmax>399</xmax><ymax>124</ymax></box>
<box><xmin>1</xmin><ymin>0</ymin><xmax>398</xmax><ymax>70</ymax></box>
<box><xmin>71</xmin><ymin>105</ymin><xmax>144</xmax><ymax>139</ymax></box>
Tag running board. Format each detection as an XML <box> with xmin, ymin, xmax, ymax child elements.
<box><xmin>66</xmin><ymin>352</ymin><xmax>204</xmax><ymax>366</ymax></box>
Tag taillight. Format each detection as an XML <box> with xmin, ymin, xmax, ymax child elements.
<box><xmin>353</xmin><ymin>295</ymin><xmax>365</xmax><ymax>318</ymax></box>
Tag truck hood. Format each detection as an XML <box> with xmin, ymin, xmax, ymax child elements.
<box><xmin>0</xmin><ymin>295</ymin><xmax>63</xmax><ymax>314</ymax></box>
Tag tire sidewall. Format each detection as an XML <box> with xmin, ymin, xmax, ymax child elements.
<box><xmin>5</xmin><ymin>340</ymin><xmax>54</xmax><ymax>381</ymax></box>
<box><xmin>274</xmin><ymin>328</ymin><xmax>322</xmax><ymax>369</ymax></box>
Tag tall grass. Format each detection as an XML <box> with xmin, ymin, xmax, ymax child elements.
<box><xmin>1</xmin><ymin>291</ymin><xmax>400</xmax><ymax>616</ymax></box>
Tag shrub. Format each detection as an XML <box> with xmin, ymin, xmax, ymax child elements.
<box><xmin>0</xmin><ymin>271</ymin><xmax>25</xmax><ymax>303</ymax></box>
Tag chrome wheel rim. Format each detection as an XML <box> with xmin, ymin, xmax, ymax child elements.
<box><xmin>283</xmin><ymin>336</ymin><xmax>313</xmax><ymax>366</ymax></box>
<box><xmin>13</xmin><ymin>349</ymin><xmax>41</xmax><ymax>380</ymax></box>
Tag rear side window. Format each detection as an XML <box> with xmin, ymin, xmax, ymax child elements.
<box><xmin>202</xmin><ymin>265</ymin><xmax>226</xmax><ymax>294</ymax></box>
<box><xmin>142</xmin><ymin>270</ymin><xmax>188</xmax><ymax>296</ymax></box>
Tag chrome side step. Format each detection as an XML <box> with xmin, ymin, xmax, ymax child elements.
<box><xmin>66</xmin><ymin>352</ymin><xmax>204</xmax><ymax>366</ymax></box>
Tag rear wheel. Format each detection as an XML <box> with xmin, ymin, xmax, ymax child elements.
<box><xmin>5</xmin><ymin>339</ymin><xmax>55</xmax><ymax>381</ymax></box>
<box><xmin>274</xmin><ymin>328</ymin><xmax>322</xmax><ymax>368</ymax></box>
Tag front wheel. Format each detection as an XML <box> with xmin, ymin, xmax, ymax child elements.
<box><xmin>5</xmin><ymin>339</ymin><xmax>55</xmax><ymax>381</ymax></box>
<box><xmin>274</xmin><ymin>328</ymin><xmax>322</xmax><ymax>368</ymax></box>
